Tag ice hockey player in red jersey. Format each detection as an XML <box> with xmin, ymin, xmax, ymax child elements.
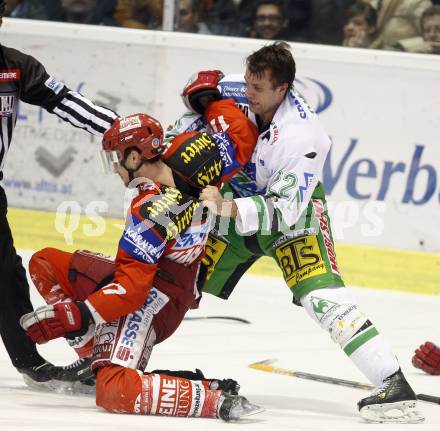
<box><xmin>413</xmin><ymin>342</ymin><xmax>440</xmax><ymax>375</ymax></box>
<box><xmin>20</xmin><ymin>101</ymin><xmax>262</xmax><ymax>420</ymax></box>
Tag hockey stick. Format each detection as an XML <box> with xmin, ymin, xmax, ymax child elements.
<box><xmin>184</xmin><ymin>316</ymin><xmax>251</xmax><ymax>324</ymax></box>
<box><xmin>249</xmin><ymin>359</ymin><xmax>440</xmax><ymax>405</ymax></box>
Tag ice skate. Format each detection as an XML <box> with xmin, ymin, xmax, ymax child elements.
<box><xmin>44</xmin><ymin>357</ymin><xmax>96</xmax><ymax>395</ymax></box>
<box><xmin>19</xmin><ymin>359</ymin><xmax>95</xmax><ymax>395</ymax></box>
<box><xmin>358</xmin><ymin>369</ymin><xmax>424</xmax><ymax>424</ymax></box>
<box><xmin>18</xmin><ymin>361</ymin><xmax>58</xmax><ymax>390</ymax></box>
<box><xmin>53</xmin><ymin>357</ymin><xmax>94</xmax><ymax>382</ymax></box>
<box><xmin>193</xmin><ymin>368</ymin><xmax>240</xmax><ymax>395</ymax></box>
<box><xmin>217</xmin><ymin>393</ymin><xmax>264</xmax><ymax>421</ymax></box>
<box><xmin>209</xmin><ymin>377</ymin><xmax>240</xmax><ymax>395</ymax></box>
<box><xmin>150</xmin><ymin>368</ymin><xmax>240</xmax><ymax>395</ymax></box>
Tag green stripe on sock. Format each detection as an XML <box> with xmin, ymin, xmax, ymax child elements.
<box><xmin>343</xmin><ymin>327</ymin><xmax>379</xmax><ymax>356</ymax></box>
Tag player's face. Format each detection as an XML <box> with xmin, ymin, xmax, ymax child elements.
<box><xmin>245</xmin><ymin>68</ymin><xmax>287</xmax><ymax>124</ymax></box>
<box><xmin>113</xmin><ymin>150</ymin><xmax>143</xmax><ymax>187</ymax></box>
<box><xmin>112</xmin><ymin>162</ymin><xmax>130</xmax><ymax>186</ymax></box>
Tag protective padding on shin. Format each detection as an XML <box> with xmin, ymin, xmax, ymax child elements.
<box><xmin>301</xmin><ymin>288</ymin><xmax>375</xmax><ymax>353</ymax></box>
<box><xmin>302</xmin><ymin>288</ymin><xmax>399</xmax><ymax>386</ymax></box>
<box><xmin>29</xmin><ymin>248</ymin><xmax>74</xmax><ymax>304</ymax></box>
<box><xmin>325</xmin><ymin>303</ymin><xmax>369</xmax><ymax>349</ymax></box>
<box><xmin>96</xmin><ymin>365</ymin><xmax>222</xmax><ymax>417</ymax></box>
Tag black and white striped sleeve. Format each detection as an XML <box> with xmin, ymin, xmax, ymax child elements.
<box><xmin>12</xmin><ymin>47</ymin><xmax>118</xmax><ymax>136</ymax></box>
<box><xmin>52</xmin><ymin>91</ymin><xmax>117</xmax><ymax>136</ymax></box>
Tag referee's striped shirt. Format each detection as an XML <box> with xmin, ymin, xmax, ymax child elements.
<box><xmin>0</xmin><ymin>44</ymin><xmax>117</xmax><ymax>173</ymax></box>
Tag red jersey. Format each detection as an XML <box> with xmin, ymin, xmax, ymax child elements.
<box><xmin>85</xmin><ymin>99</ymin><xmax>257</xmax><ymax>324</ymax></box>
<box><xmin>86</xmin><ymin>183</ymin><xmax>209</xmax><ymax>323</ymax></box>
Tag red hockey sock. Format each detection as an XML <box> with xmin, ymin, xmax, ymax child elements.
<box><xmin>96</xmin><ymin>365</ymin><xmax>222</xmax><ymax>418</ymax></box>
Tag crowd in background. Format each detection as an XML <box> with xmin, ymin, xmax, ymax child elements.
<box><xmin>4</xmin><ymin>0</ymin><xmax>440</xmax><ymax>55</ymax></box>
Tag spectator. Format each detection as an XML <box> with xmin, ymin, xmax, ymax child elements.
<box><xmin>423</xmin><ymin>5</ymin><xmax>440</xmax><ymax>42</ymax></box>
<box><xmin>366</xmin><ymin>0</ymin><xmax>433</xmax><ymax>49</ymax></box>
<box><xmin>395</xmin><ymin>5</ymin><xmax>440</xmax><ymax>53</ymax></box>
<box><xmin>248</xmin><ymin>0</ymin><xmax>289</xmax><ymax>40</ymax></box>
<box><xmin>177</xmin><ymin>0</ymin><xmax>211</xmax><ymax>34</ymax></box>
<box><xmin>284</xmin><ymin>0</ymin><xmax>312</xmax><ymax>42</ymax></box>
<box><xmin>342</xmin><ymin>1</ymin><xmax>378</xmax><ymax>48</ymax></box>
<box><xmin>306</xmin><ymin>0</ymin><xmax>357</xmax><ymax>45</ymax></box>
<box><xmin>239</xmin><ymin>0</ymin><xmax>311</xmax><ymax>41</ymax></box>
<box><xmin>4</xmin><ymin>0</ymin><xmax>62</xmax><ymax>20</ymax></box>
<box><xmin>200</xmin><ymin>0</ymin><xmax>239</xmax><ymax>36</ymax></box>
<box><xmin>114</xmin><ymin>0</ymin><xmax>163</xmax><ymax>29</ymax></box>
<box><xmin>60</xmin><ymin>0</ymin><xmax>118</xmax><ymax>26</ymax></box>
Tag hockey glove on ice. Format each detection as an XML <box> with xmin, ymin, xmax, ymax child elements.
<box><xmin>412</xmin><ymin>341</ymin><xmax>440</xmax><ymax>375</ymax></box>
<box><xmin>20</xmin><ymin>302</ymin><xmax>92</xmax><ymax>344</ymax></box>
<box><xmin>181</xmin><ymin>70</ymin><xmax>224</xmax><ymax>115</ymax></box>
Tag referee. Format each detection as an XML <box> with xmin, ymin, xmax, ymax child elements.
<box><xmin>0</xmin><ymin>2</ymin><xmax>117</xmax><ymax>386</ymax></box>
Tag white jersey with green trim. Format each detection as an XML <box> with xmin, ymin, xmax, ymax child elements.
<box><xmin>166</xmin><ymin>74</ymin><xmax>332</xmax><ymax>234</ymax></box>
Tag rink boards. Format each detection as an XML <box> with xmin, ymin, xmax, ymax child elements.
<box><xmin>8</xmin><ymin>207</ymin><xmax>440</xmax><ymax>295</ymax></box>
<box><xmin>1</xmin><ymin>19</ymin><xmax>440</xmax><ymax>253</ymax></box>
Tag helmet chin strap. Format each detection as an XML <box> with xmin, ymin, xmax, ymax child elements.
<box><xmin>121</xmin><ymin>160</ymin><xmax>143</xmax><ymax>184</ymax></box>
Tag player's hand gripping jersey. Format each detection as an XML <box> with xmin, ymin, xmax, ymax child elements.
<box><xmin>167</xmin><ymin>74</ymin><xmax>331</xmax><ymax>233</ymax></box>
<box><xmin>171</xmin><ymin>73</ymin><xmax>343</xmax><ymax>304</ymax></box>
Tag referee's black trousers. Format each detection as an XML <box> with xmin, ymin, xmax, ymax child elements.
<box><xmin>0</xmin><ymin>185</ymin><xmax>45</xmax><ymax>369</ymax></box>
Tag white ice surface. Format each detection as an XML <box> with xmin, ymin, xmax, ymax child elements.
<box><xmin>1</xmin><ymin>250</ymin><xmax>439</xmax><ymax>431</ymax></box>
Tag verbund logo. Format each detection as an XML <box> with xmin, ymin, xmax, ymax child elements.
<box><xmin>324</xmin><ymin>140</ymin><xmax>439</xmax><ymax>206</ymax></box>
<box><xmin>295</xmin><ymin>77</ymin><xmax>333</xmax><ymax>114</ymax></box>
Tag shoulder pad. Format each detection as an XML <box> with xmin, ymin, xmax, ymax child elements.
<box><xmin>134</xmin><ymin>185</ymin><xmax>206</xmax><ymax>241</ymax></box>
<box><xmin>163</xmin><ymin>131</ymin><xmax>222</xmax><ymax>189</ymax></box>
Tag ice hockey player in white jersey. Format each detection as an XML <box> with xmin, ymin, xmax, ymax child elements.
<box><xmin>168</xmin><ymin>42</ymin><xmax>424</xmax><ymax>424</ymax></box>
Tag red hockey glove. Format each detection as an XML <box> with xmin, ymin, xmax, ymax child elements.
<box><xmin>20</xmin><ymin>302</ymin><xmax>92</xmax><ymax>344</ymax></box>
<box><xmin>412</xmin><ymin>341</ymin><xmax>440</xmax><ymax>375</ymax></box>
<box><xmin>181</xmin><ymin>70</ymin><xmax>224</xmax><ymax>115</ymax></box>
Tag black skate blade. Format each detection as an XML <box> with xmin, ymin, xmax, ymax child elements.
<box><xmin>22</xmin><ymin>374</ymin><xmax>95</xmax><ymax>396</ymax></box>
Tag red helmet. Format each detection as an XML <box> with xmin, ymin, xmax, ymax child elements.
<box><xmin>102</xmin><ymin>113</ymin><xmax>164</xmax><ymax>170</ymax></box>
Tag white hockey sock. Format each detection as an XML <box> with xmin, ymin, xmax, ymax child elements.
<box><xmin>301</xmin><ymin>287</ymin><xmax>399</xmax><ymax>386</ymax></box>
<box><xmin>349</xmin><ymin>334</ymin><xmax>399</xmax><ymax>386</ymax></box>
